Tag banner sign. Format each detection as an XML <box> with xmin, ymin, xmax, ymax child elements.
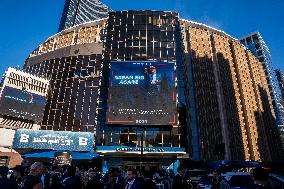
<box><xmin>13</xmin><ymin>129</ymin><xmax>94</xmax><ymax>151</ymax></box>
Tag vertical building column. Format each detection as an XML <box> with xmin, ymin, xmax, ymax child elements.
<box><xmin>182</xmin><ymin>27</ymin><xmax>201</xmax><ymax>160</ymax></box>
<box><xmin>210</xmin><ymin>34</ymin><xmax>231</xmax><ymax>160</ymax></box>
<box><xmin>229</xmin><ymin>41</ymin><xmax>257</xmax><ymax>160</ymax></box>
<box><xmin>245</xmin><ymin>51</ymin><xmax>272</xmax><ymax>161</ymax></box>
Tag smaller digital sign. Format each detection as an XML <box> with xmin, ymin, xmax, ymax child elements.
<box><xmin>54</xmin><ymin>152</ymin><xmax>72</xmax><ymax>165</ymax></box>
<box><xmin>106</xmin><ymin>61</ymin><xmax>177</xmax><ymax>126</ymax></box>
<box><xmin>0</xmin><ymin>86</ymin><xmax>47</xmax><ymax>122</ymax></box>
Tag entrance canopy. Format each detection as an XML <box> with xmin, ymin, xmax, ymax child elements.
<box><xmin>22</xmin><ymin>150</ymin><xmax>99</xmax><ymax>160</ymax></box>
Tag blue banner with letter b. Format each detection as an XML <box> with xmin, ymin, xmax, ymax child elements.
<box><xmin>13</xmin><ymin>129</ymin><xmax>94</xmax><ymax>151</ymax></box>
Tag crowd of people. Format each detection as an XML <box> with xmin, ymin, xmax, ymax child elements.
<box><xmin>0</xmin><ymin>161</ymin><xmax>275</xmax><ymax>189</ymax></box>
<box><xmin>0</xmin><ymin>161</ymin><xmax>182</xmax><ymax>189</ymax></box>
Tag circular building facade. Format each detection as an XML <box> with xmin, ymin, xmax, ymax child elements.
<box><xmin>24</xmin><ymin>11</ymin><xmax>283</xmax><ymax>165</ymax></box>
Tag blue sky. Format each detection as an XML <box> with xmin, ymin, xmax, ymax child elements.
<box><xmin>0</xmin><ymin>0</ymin><xmax>283</xmax><ymax>77</ymax></box>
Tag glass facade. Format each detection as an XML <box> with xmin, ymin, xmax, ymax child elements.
<box><xmin>25</xmin><ymin>55</ymin><xmax>102</xmax><ymax>132</ymax></box>
<box><xmin>58</xmin><ymin>0</ymin><xmax>111</xmax><ymax>32</ymax></box>
<box><xmin>275</xmin><ymin>69</ymin><xmax>284</xmax><ymax>102</ymax></box>
<box><xmin>275</xmin><ymin>69</ymin><xmax>284</xmax><ymax>149</ymax></box>
<box><xmin>96</xmin><ymin>11</ymin><xmax>186</xmax><ymax>149</ymax></box>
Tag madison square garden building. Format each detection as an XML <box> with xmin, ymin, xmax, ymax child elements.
<box><xmin>23</xmin><ymin>10</ymin><xmax>283</xmax><ymax>167</ymax></box>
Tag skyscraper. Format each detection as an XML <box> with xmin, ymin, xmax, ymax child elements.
<box><xmin>58</xmin><ymin>0</ymin><xmax>111</xmax><ymax>32</ymax></box>
<box><xmin>240</xmin><ymin>32</ymin><xmax>284</xmax><ymax>127</ymax></box>
<box><xmin>275</xmin><ymin>69</ymin><xmax>284</xmax><ymax>100</ymax></box>
<box><xmin>275</xmin><ymin>69</ymin><xmax>284</xmax><ymax>149</ymax></box>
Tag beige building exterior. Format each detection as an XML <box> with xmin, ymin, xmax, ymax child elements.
<box><xmin>181</xmin><ymin>20</ymin><xmax>283</xmax><ymax>161</ymax></box>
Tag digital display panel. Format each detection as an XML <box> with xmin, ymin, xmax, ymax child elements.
<box><xmin>0</xmin><ymin>86</ymin><xmax>47</xmax><ymax>122</ymax></box>
<box><xmin>106</xmin><ymin>61</ymin><xmax>177</xmax><ymax>126</ymax></box>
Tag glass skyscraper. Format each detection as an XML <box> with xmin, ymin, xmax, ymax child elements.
<box><xmin>275</xmin><ymin>69</ymin><xmax>284</xmax><ymax>149</ymax></box>
<box><xmin>275</xmin><ymin>69</ymin><xmax>284</xmax><ymax>100</ymax></box>
<box><xmin>58</xmin><ymin>0</ymin><xmax>111</xmax><ymax>32</ymax></box>
<box><xmin>240</xmin><ymin>32</ymin><xmax>284</xmax><ymax>127</ymax></box>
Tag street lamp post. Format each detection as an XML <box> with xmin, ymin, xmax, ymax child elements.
<box><xmin>140</xmin><ymin>126</ymin><xmax>145</xmax><ymax>170</ymax></box>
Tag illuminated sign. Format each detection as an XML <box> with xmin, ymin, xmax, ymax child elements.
<box><xmin>116</xmin><ymin>147</ymin><xmax>165</xmax><ymax>152</ymax></box>
<box><xmin>106</xmin><ymin>61</ymin><xmax>177</xmax><ymax>126</ymax></box>
<box><xmin>54</xmin><ymin>152</ymin><xmax>72</xmax><ymax>165</ymax></box>
<box><xmin>96</xmin><ymin>146</ymin><xmax>186</xmax><ymax>154</ymax></box>
<box><xmin>13</xmin><ymin>129</ymin><xmax>94</xmax><ymax>151</ymax></box>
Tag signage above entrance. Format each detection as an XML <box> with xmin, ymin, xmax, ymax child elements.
<box><xmin>97</xmin><ymin>146</ymin><xmax>186</xmax><ymax>155</ymax></box>
<box><xmin>13</xmin><ymin>129</ymin><xmax>94</xmax><ymax>151</ymax></box>
<box><xmin>116</xmin><ymin>147</ymin><xmax>165</xmax><ymax>152</ymax></box>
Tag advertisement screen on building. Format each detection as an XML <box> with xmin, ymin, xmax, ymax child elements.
<box><xmin>13</xmin><ymin>129</ymin><xmax>94</xmax><ymax>151</ymax></box>
<box><xmin>106</xmin><ymin>61</ymin><xmax>177</xmax><ymax>126</ymax></box>
<box><xmin>0</xmin><ymin>86</ymin><xmax>47</xmax><ymax>122</ymax></box>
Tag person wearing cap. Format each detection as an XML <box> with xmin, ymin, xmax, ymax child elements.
<box><xmin>212</xmin><ymin>169</ymin><xmax>230</xmax><ymax>189</ymax></box>
<box><xmin>0</xmin><ymin>165</ymin><xmax>18</xmax><ymax>189</ymax></box>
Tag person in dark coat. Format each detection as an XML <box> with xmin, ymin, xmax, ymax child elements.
<box><xmin>172</xmin><ymin>166</ymin><xmax>189</xmax><ymax>189</ymax></box>
<box><xmin>20</xmin><ymin>162</ymin><xmax>45</xmax><ymax>189</ymax></box>
<box><xmin>61</xmin><ymin>165</ymin><xmax>82</xmax><ymax>189</ymax></box>
<box><xmin>113</xmin><ymin>168</ymin><xmax>125</xmax><ymax>189</ymax></box>
<box><xmin>211</xmin><ymin>169</ymin><xmax>230</xmax><ymax>189</ymax></box>
<box><xmin>86</xmin><ymin>168</ymin><xmax>102</xmax><ymax>189</ymax></box>
<box><xmin>46</xmin><ymin>173</ymin><xmax>63</xmax><ymax>189</ymax></box>
<box><xmin>248</xmin><ymin>168</ymin><xmax>271</xmax><ymax>189</ymax></box>
<box><xmin>0</xmin><ymin>166</ymin><xmax>18</xmax><ymax>189</ymax></box>
<box><xmin>142</xmin><ymin>171</ymin><xmax>156</xmax><ymax>189</ymax></box>
<box><xmin>41</xmin><ymin>163</ymin><xmax>51</xmax><ymax>189</ymax></box>
<box><xmin>125</xmin><ymin>169</ymin><xmax>142</xmax><ymax>189</ymax></box>
<box><xmin>12</xmin><ymin>165</ymin><xmax>25</xmax><ymax>187</ymax></box>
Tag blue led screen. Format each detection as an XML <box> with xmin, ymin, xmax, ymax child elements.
<box><xmin>106</xmin><ymin>61</ymin><xmax>177</xmax><ymax>125</ymax></box>
<box><xmin>0</xmin><ymin>86</ymin><xmax>47</xmax><ymax>122</ymax></box>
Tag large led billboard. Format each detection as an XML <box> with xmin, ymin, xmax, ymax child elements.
<box><xmin>0</xmin><ymin>86</ymin><xmax>47</xmax><ymax>122</ymax></box>
<box><xmin>106</xmin><ymin>61</ymin><xmax>177</xmax><ymax>126</ymax></box>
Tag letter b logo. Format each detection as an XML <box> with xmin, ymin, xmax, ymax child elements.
<box><xmin>79</xmin><ymin>137</ymin><xmax>88</xmax><ymax>146</ymax></box>
<box><xmin>20</xmin><ymin>134</ymin><xmax>29</xmax><ymax>143</ymax></box>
